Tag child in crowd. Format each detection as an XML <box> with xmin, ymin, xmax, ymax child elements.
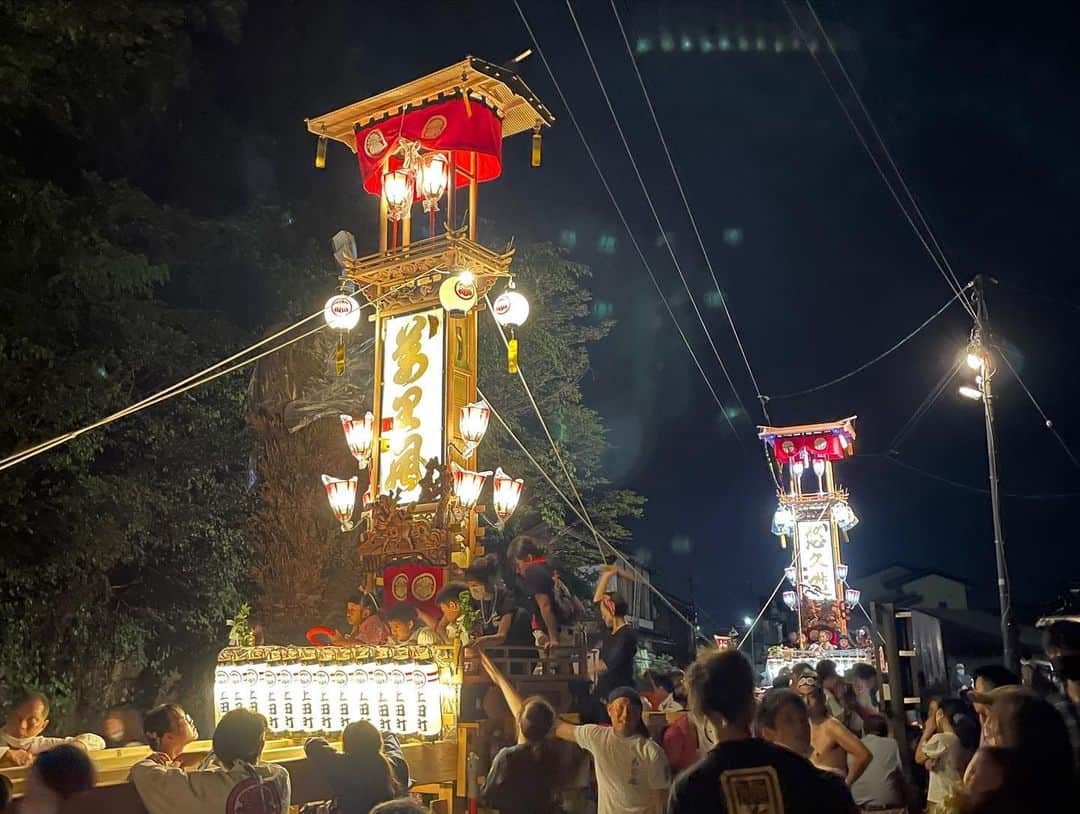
<box><xmin>142</xmin><ymin>704</ymin><xmax>199</xmax><ymax>766</ymax></box>
<box><xmin>332</xmin><ymin>591</ymin><xmax>390</xmax><ymax>646</ymax></box>
<box><xmin>419</xmin><ymin>582</ymin><xmax>470</xmax><ymax>644</ymax></box>
<box><xmin>0</xmin><ymin>692</ymin><xmax>105</xmax><ymax>767</ymax></box>
<box><xmin>916</xmin><ymin>697</ymin><xmax>977</xmax><ymax>814</ymax></box>
<box><xmin>304</xmin><ymin>720</ymin><xmax>410</xmax><ymax>814</ymax></box>
<box><xmin>385</xmin><ymin>603</ymin><xmax>435</xmax><ymax>645</ymax></box>
<box><xmin>129</xmin><ymin>708</ymin><xmax>290</xmax><ymax>814</ymax></box>
<box><xmin>19</xmin><ymin>744</ymin><xmax>95</xmax><ymax>814</ymax></box>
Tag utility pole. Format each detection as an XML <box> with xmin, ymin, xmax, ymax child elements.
<box><xmin>971</xmin><ymin>275</ymin><xmax>1018</xmax><ymax>672</ymax></box>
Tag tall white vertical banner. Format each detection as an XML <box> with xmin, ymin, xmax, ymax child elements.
<box><xmin>797</xmin><ymin>519</ymin><xmax>836</xmax><ymax>600</ymax></box>
<box><xmin>379</xmin><ymin>308</ymin><xmax>445</xmax><ymax>503</ymax></box>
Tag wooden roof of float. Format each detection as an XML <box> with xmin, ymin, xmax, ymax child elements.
<box><xmin>306</xmin><ymin>56</ymin><xmax>554</xmax><ymax>150</ymax></box>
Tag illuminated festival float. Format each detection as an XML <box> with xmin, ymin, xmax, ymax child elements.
<box><xmin>212</xmin><ymin>56</ymin><xmax>554</xmax><ymax>802</ymax></box>
<box><xmin>758</xmin><ymin>418</ymin><xmax>872</xmax><ymax>680</ymax></box>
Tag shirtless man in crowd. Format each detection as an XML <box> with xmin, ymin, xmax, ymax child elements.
<box><xmin>805</xmin><ymin>687</ymin><xmax>872</xmax><ymax>785</ymax></box>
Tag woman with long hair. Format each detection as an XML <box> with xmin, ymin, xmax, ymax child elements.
<box><xmin>478</xmin><ymin>651</ymin><xmax>576</xmax><ymax>814</ymax></box>
<box><xmin>304</xmin><ymin>720</ymin><xmax>409</xmax><ymax>814</ymax></box>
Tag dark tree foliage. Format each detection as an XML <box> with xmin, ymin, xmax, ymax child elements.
<box><xmin>0</xmin><ymin>0</ymin><xmax>643</xmax><ymax>729</ymax></box>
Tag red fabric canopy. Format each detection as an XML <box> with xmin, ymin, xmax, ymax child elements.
<box><xmin>768</xmin><ymin>432</ymin><xmax>850</xmax><ymax>463</ymax></box>
<box><xmin>354</xmin><ymin>97</ymin><xmax>503</xmax><ymax>195</ymax></box>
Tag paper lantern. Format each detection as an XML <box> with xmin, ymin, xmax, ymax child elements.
<box><xmin>459</xmin><ymin>400</ymin><xmax>491</xmax><ymax>454</ymax></box>
<box><xmin>493</xmin><ymin>289</ymin><xmax>530</xmax><ymax>328</ymax></box>
<box><xmin>836</xmin><ymin>563</ymin><xmax>849</xmax><ymax>583</ymax></box>
<box><xmin>845</xmin><ymin>587</ymin><xmax>861</xmax><ymax>607</ymax></box>
<box><xmin>784</xmin><ymin>566</ymin><xmax>797</xmax><ymax>586</ymax></box>
<box><xmin>340</xmin><ymin>412</ymin><xmax>374</xmax><ymax>468</ymax></box>
<box><xmin>417</xmin><ymin>153</ymin><xmax>449</xmax><ymax>213</ymax></box>
<box><xmin>324</xmin><ymin>295</ymin><xmax>361</xmax><ymax>331</ymax></box>
<box><xmin>382</xmin><ymin>168</ymin><xmax>414</xmax><ymax>221</ymax></box>
<box><xmin>492</xmin><ymin>467</ymin><xmax>524</xmax><ymax>522</ymax></box>
<box><xmin>831</xmin><ymin>502</ymin><xmax>859</xmax><ymax>531</ymax></box>
<box><xmin>782</xmin><ymin>591</ymin><xmax>798</xmax><ymax>611</ymax></box>
<box><xmin>321</xmin><ymin>474</ymin><xmax>358</xmax><ymax>532</ymax></box>
<box><xmin>771</xmin><ymin>505</ymin><xmax>795</xmax><ymax>536</ymax></box>
<box><xmin>439</xmin><ymin>274</ymin><xmax>477</xmax><ymax>317</ymax></box>
<box><xmin>450</xmin><ymin>463</ymin><xmax>490</xmax><ymax>510</ymax></box>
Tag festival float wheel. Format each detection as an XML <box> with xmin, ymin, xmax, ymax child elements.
<box><xmin>306</xmin><ymin>626</ymin><xmax>336</xmax><ymax>647</ymax></box>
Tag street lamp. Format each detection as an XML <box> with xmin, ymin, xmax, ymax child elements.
<box><xmin>958</xmin><ymin>385</ymin><xmax>982</xmax><ymax>401</ymax></box>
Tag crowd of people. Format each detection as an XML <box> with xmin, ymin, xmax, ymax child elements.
<box><xmin>1</xmin><ymin>537</ymin><xmax>1078</xmax><ymax>814</ymax></box>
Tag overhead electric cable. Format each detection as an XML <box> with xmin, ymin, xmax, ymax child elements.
<box><xmin>780</xmin><ymin>0</ymin><xmax>977</xmax><ymax>320</ymax></box>
<box><xmin>0</xmin><ymin>276</ymin><xmax>418</xmax><ymax>473</ymax></box>
<box><xmin>0</xmin><ymin>323</ymin><xmax>327</xmax><ymax>473</ymax></box>
<box><xmin>562</xmin><ymin>0</ymin><xmax>755</xmax><ymax>432</ymax></box>
<box><xmin>606</xmin><ymin>0</ymin><xmax>772</xmax><ymax>425</ymax></box>
<box><xmin>887</xmin><ymin>361</ymin><xmax>962</xmax><ymax>454</ymax></box>
<box><xmin>484</xmin><ymin>294</ymin><xmax>607</xmax><ymax>564</ymax></box>
<box><xmin>994</xmin><ymin>346</ymin><xmax>1080</xmax><ymax>471</ymax></box>
<box><xmin>511</xmin><ymin>0</ymin><xmax>744</xmax><ymax>445</ymax></box>
<box><xmin>860</xmin><ymin>453</ymin><xmax>1080</xmax><ymax>500</ymax></box>
<box><xmin>768</xmin><ymin>283</ymin><xmax>971</xmax><ymax>400</ymax></box>
<box><xmin>478</xmin><ymin>384</ymin><xmax>708</xmax><ymax>637</ymax></box>
<box><xmin>804</xmin><ymin>0</ymin><xmax>972</xmax><ymax>307</ymax></box>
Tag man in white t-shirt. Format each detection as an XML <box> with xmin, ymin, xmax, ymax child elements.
<box><xmin>849</xmin><ymin>716</ymin><xmax>906</xmax><ymax>814</ymax></box>
<box><xmin>554</xmin><ymin>686</ymin><xmax>670</xmax><ymax>814</ymax></box>
<box><xmin>0</xmin><ymin>691</ymin><xmax>105</xmax><ymax>767</ymax></box>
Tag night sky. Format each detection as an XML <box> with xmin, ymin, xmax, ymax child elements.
<box><xmin>166</xmin><ymin>1</ymin><xmax>1080</xmax><ymax>631</ymax></box>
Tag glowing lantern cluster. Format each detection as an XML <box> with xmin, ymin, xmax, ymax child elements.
<box><xmin>322</xmin><ymin>475</ymin><xmax>359</xmax><ymax>532</ymax></box>
<box><xmin>340</xmin><ymin>413</ymin><xmax>375</xmax><ymax>468</ymax></box>
<box><xmin>380</xmin><ymin>150</ymin><xmax>449</xmax><ymax>223</ymax></box>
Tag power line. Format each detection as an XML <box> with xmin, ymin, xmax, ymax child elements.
<box><xmin>0</xmin><ymin>276</ymin><xmax>418</xmax><ymax>473</ymax></box>
<box><xmin>562</xmin><ymin>0</ymin><xmax>754</xmax><ymax>433</ymax></box>
<box><xmin>606</xmin><ymin>0</ymin><xmax>772</xmax><ymax>425</ymax></box>
<box><xmin>860</xmin><ymin>453</ymin><xmax>1080</xmax><ymax>500</ymax></box>
<box><xmin>511</xmin><ymin>0</ymin><xmax>744</xmax><ymax>445</ymax></box>
<box><xmin>887</xmin><ymin>360</ymin><xmax>962</xmax><ymax>454</ymax></box>
<box><xmin>0</xmin><ymin>323</ymin><xmax>327</xmax><ymax>474</ymax></box>
<box><xmin>483</xmin><ymin>294</ymin><xmax>607</xmax><ymax>565</ymax></box>
<box><xmin>993</xmin><ymin>346</ymin><xmax>1080</xmax><ymax>471</ymax></box>
<box><xmin>478</xmin><ymin>383</ymin><xmax>708</xmax><ymax>638</ymax></box>
<box><xmin>768</xmin><ymin>283</ymin><xmax>970</xmax><ymax>401</ymax></box>
<box><xmin>780</xmin><ymin>0</ymin><xmax>977</xmax><ymax>320</ymax></box>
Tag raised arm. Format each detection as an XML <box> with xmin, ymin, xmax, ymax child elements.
<box><xmin>479</xmin><ymin>650</ymin><xmax>524</xmax><ymax>720</ymax></box>
<box><xmin>593</xmin><ymin>564</ymin><xmax>619</xmax><ymax>603</ymax></box>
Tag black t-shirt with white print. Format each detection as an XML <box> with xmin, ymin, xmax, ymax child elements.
<box><xmin>667</xmin><ymin>738</ymin><xmax>856</xmax><ymax>814</ymax></box>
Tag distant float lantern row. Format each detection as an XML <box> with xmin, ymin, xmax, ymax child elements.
<box><xmin>759</xmin><ymin>418</ymin><xmax>871</xmax><ymax>680</ymax></box>
<box><xmin>218</xmin><ymin>57</ymin><xmax>554</xmax><ymax>746</ymax></box>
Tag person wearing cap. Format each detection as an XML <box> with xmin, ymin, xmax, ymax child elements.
<box><xmin>961</xmin><ymin>683</ymin><xmax>1077</xmax><ymax>812</ymax></box>
<box><xmin>668</xmin><ymin>650</ymin><xmax>856</xmax><ymax>814</ymax></box>
<box><xmin>480</xmin><ymin>640</ymin><xmax>669</xmax><ymax>814</ymax></box>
